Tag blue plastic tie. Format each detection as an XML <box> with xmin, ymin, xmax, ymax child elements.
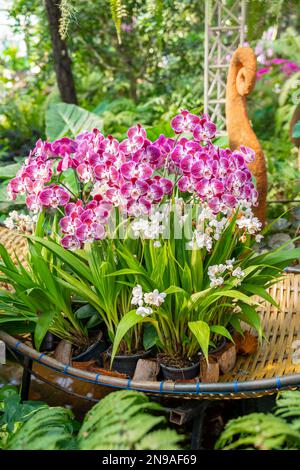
<box><xmin>234</xmin><ymin>381</ymin><xmax>239</xmax><ymax>393</ymax></box>
<box><xmin>276</xmin><ymin>376</ymin><xmax>282</xmax><ymax>389</ymax></box>
<box><xmin>38</xmin><ymin>353</ymin><xmax>45</xmax><ymax>361</ymax></box>
<box><xmin>127</xmin><ymin>379</ymin><xmax>132</xmax><ymax>389</ymax></box>
<box><xmin>95</xmin><ymin>373</ymin><xmax>101</xmax><ymax>382</ymax></box>
<box><xmin>63</xmin><ymin>364</ymin><xmax>70</xmax><ymax>374</ymax></box>
<box><xmin>159</xmin><ymin>381</ymin><xmax>164</xmax><ymax>393</ymax></box>
<box><xmin>196</xmin><ymin>382</ymin><xmax>201</xmax><ymax>394</ymax></box>
<box><xmin>15</xmin><ymin>340</ymin><xmax>21</xmax><ymax>350</ymax></box>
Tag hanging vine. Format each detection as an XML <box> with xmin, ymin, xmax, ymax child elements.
<box><xmin>110</xmin><ymin>0</ymin><xmax>127</xmax><ymax>44</ymax></box>
<box><xmin>58</xmin><ymin>0</ymin><xmax>78</xmax><ymax>40</ymax></box>
<box><xmin>58</xmin><ymin>0</ymin><xmax>127</xmax><ymax>43</ymax></box>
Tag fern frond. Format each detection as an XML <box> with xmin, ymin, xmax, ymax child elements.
<box><xmin>137</xmin><ymin>429</ymin><xmax>182</xmax><ymax>450</ymax></box>
<box><xmin>275</xmin><ymin>390</ymin><xmax>300</xmax><ymax>419</ymax></box>
<box><xmin>6</xmin><ymin>407</ymin><xmax>74</xmax><ymax>450</ymax></box>
<box><xmin>216</xmin><ymin>395</ymin><xmax>300</xmax><ymax>452</ymax></box>
<box><xmin>2</xmin><ymin>391</ymin><xmax>182</xmax><ymax>450</ymax></box>
<box><xmin>78</xmin><ymin>390</ymin><xmax>182</xmax><ymax>450</ymax></box>
<box><xmin>110</xmin><ymin>0</ymin><xmax>127</xmax><ymax>44</ymax></box>
<box><xmin>215</xmin><ymin>412</ymin><xmax>300</xmax><ymax>450</ymax></box>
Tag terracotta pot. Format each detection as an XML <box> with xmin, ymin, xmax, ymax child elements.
<box><xmin>213</xmin><ymin>343</ymin><xmax>237</xmax><ymax>374</ymax></box>
<box><xmin>210</xmin><ymin>334</ymin><xmax>237</xmax><ymax>374</ymax></box>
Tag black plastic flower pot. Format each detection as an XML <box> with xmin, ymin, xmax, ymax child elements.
<box><xmin>160</xmin><ymin>361</ymin><xmax>200</xmax><ymax>381</ymax></box>
<box><xmin>209</xmin><ymin>336</ymin><xmax>227</xmax><ymax>355</ymax></box>
<box><xmin>40</xmin><ymin>332</ymin><xmax>58</xmax><ymax>352</ymax></box>
<box><xmin>106</xmin><ymin>348</ymin><xmax>154</xmax><ymax>377</ymax></box>
<box><xmin>72</xmin><ymin>331</ymin><xmax>108</xmax><ymax>365</ymax></box>
<box><xmin>32</xmin><ymin>332</ymin><xmax>59</xmax><ymax>352</ymax></box>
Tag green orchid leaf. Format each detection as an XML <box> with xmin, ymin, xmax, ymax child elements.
<box><xmin>188</xmin><ymin>320</ymin><xmax>210</xmax><ymax>361</ymax></box>
<box><xmin>210</xmin><ymin>325</ymin><xmax>234</xmax><ymax>343</ymax></box>
<box><xmin>74</xmin><ymin>304</ymin><xmax>99</xmax><ymax>319</ymax></box>
<box><xmin>143</xmin><ymin>323</ymin><xmax>159</xmax><ymax>350</ymax></box>
<box><xmin>34</xmin><ymin>309</ymin><xmax>58</xmax><ymax>351</ymax></box>
<box><xmin>111</xmin><ymin>310</ymin><xmax>150</xmax><ymax>366</ymax></box>
<box><xmin>105</xmin><ymin>268</ymin><xmax>146</xmax><ymax>277</ymax></box>
<box><xmin>239</xmin><ymin>303</ymin><xmax>262</xmax><ymax>340</ymax></box>
<box><xmin>164</xmin><ymin>285</ymin><xmax>187</xmax><ymax>295</ymax></box>
<box><xmin>30</xmin><ymin>236</ymin><xmax>93</xmax><ymax>283</ymax></box>
<box><xmin>242</xmin><ymin>283</ymin><xmax>279</xmax><ymax>308</ymax></box>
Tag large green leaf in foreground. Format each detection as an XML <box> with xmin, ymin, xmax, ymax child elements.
<box><xmin>46</xmin><ymin>103</ymin><xmax>103</xmax><ymax>140</ymax></box>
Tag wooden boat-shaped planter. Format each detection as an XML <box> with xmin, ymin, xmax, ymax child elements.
<box><xmin>0</xmin><ymin>226</ymin><xmax>299</xmax><ymax>400</ymax></box>
<box><xmin>1</xmin><ymin>270</ymin><xmax>300</xmax><ymax>400</ymax></box>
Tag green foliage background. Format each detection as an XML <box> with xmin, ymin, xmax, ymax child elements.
<box><xmin>0</xmin><ymin>0</ymin><xmax>299</xmax><ymax>219</ymax></box>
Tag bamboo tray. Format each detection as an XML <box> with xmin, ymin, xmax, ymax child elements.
<box><xmin>0</xmin><ymin>227</ymin><xmax>300</xmax><ymax>399</ymax></box>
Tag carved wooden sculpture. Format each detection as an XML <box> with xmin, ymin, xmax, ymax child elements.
<box><xmin>226</xmin><ymin>47</ymin><xmax>267</xmax><ymax>224</ymax></box>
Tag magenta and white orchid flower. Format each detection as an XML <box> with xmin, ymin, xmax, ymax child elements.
<box><xmin>7</xmin><ymin>109</ymin><xmax>258</xmax><ymax>249</ymax></box>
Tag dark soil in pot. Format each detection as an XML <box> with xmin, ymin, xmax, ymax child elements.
<box><xmin>106</xmin><ymin>347</ymin><xmax>154</xmax><ymax>377</ymax></box>
<box><xmin>158</xmin><ymin>338</ymin><xmax>227</xmax><ymax>381</ymax></box>
<box><xmin>158</xmin><ymin>354</ymin><xmax>200</xmax><ymax>381</ymax></box>
<box><xmin>72</xmin><ymin>330</ymin><xmax>108</xmax><ymax>365</ymax></box>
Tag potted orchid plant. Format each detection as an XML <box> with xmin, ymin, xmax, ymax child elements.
<box><xmin>5</xmin><ymin>109</ymin><xmax>300</xmax><ymax>378</ymax></box>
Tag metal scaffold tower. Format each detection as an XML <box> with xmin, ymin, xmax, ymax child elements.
<box><xmin>204</xmin><ymin>0</ymin><xmax>246</xmax><ymax>132</ymax></box>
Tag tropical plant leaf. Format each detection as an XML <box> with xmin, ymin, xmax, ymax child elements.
<box><xmin>188</xmin><ymin>287</ymin><xmax>212</xmax><ymax>310</ymax></box>
<box><xmin>0</xmin><ymin>162</ymin><xmax>22</xmax><ymax>179</ymax></box>
<box><xmin>105</xmin><ymin>268</ymin><xmax>146</xmax><ymax>277</ymax></box>
<box><xmin>0</xmin><ymin>394</ymin><xmax>48</xmax><ymax>434</ymax></box>
<box><xmin>46</xmin><ymin>103</ymin><xmax>103</xmax><ymax>140</ymax></box>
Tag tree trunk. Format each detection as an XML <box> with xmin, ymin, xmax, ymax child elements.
<box><xmin>44</xmin><ymin>0</ymin><xmax>77</xmax><ymax>104</ymax></box>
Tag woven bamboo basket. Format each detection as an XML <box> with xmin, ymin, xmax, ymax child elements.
<box><xmin>0</xmin><ymin>227</ymin><xmax>300</xmax><ymax>399</ymax></box>
<box><xmin>0</xmin><ymin>226</ymin><xmax>27</xmax><ymax>264</ymax></box>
